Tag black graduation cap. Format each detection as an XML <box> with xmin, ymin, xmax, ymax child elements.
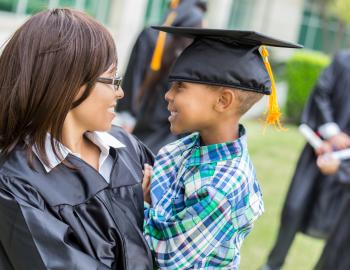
<box><xmin>152</xmin><ymin>26</ymin><xmax>303</xmax><ymax>127</ymax></box>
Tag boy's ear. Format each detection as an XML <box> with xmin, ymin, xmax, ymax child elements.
<box><xmin>215</xmin><ymin>88</ymin><xmax>235</xmax><ymax>112</ymax></box>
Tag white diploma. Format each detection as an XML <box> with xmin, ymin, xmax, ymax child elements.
<box><xmin>329</xmin><ymin>149</ymin><xmax>350</xmax><ymax>160</ymax></box>
<box><xmin>299</xmin><ymin>124</ymin><xmax>350</xmax><ymax>160</ymax></box>
<box><xmin>299</xmin><ymin>124</ymin><xmax>323</xmax><ymax>149</ymax></box>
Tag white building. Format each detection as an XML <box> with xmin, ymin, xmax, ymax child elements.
<box><xmin>1</xmin><ymin>0</ymin><xmax>348</xmax><ymax>118</ymax></box>
<box><xmin>0</xmin><ymin>0</ymin><xmax>308</xmax><ymax>70</ymax></box>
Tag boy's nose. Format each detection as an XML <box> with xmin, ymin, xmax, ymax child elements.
<box><xmin>165</xmin><ymin>88</ymin><xmax>173</xmax><ymax>102</ymax></box>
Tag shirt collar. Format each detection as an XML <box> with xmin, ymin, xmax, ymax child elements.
<box><xmin>33</xmin><ymin>131</ymin><xmax>125</xmax><ymax>172</ymax></box>
<box><xmin>186</xmin><ymin>125</ymin><xmax>246</xmax><ymax>167</ymax></box>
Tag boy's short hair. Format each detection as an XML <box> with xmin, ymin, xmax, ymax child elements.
<box><xmin>231</xmin><ymin>88</ymin><xmax>264</xmax><ymax>116</ymax></box>
<box><xmin>209</xmin><ymin>85</ymin><xmax>263</xmax><ymax>116</ymax></box>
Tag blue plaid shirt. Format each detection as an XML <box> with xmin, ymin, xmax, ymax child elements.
<box><xmin>144</xmin><ymin>125</ymin><xmax>264</xmax><ymax>269</ymax></box>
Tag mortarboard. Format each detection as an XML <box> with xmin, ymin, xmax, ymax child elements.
<box><xmin>152</xmin><ymin>26</ymin><xmax>303</xmax><ymax>128</ymax></box>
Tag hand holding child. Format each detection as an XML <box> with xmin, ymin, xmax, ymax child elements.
<box><xmin>142</xmin><ymin>164</ymin><xmax>153</xmax><ymax>204</ymax></box>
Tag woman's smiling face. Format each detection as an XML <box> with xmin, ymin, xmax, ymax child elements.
<box><xmin>68</xmin><ymin>66</ymin><xmax>124</xmax><ymax>132</ymax></box>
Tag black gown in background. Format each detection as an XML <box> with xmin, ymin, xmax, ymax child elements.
<box><xmin>0</xmin><ymin>126</ymin><xmax>154</xmax><ymax>270</ymax></box>
<box><xmin>117</xmin><ymin>0</ymin><xmax>205</xmax><ymax>153</ymax></box>
<box><xmin>266</xmin><ymin>50</ymin><xmax>350</xmax><ymax>269</ymax></box>
<box><xmin>118</xmin><ymin>27</ymin><xmax>179</xmax><ymax>153</ymax></box>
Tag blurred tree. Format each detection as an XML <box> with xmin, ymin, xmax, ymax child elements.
<box><xmin>315</xmin><ymin>0</ymin><xmax>350</xmax><ymax>53</ymax></box>
<box><xmin>332</xmin><ymin>0</ymin><xmax>350</xmax><ymax>25</ymax></box>
<box><xmin>329</xmin><ymin>0</ymin><xmax>350</xmax><ymax>51</ymax></box>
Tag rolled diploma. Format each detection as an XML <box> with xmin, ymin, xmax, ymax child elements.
<box><xmin>329</xmin><ymin>149</ymin><xmax>350</xmax><ymax>160</ymax></box>
<box><xmin>299</xmin><ymin>124</ymin><xmax>350</xmax><ymax>160</ymax></box>
<box><xmin>299</xmin><ymin>124</ymin><xmax>323</xmax><ymax>149</ymax></box>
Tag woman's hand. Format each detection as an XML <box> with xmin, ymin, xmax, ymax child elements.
<box><xmin>317</xmin><ymin>155</ymin><xmax>340</xmax><ymax>175</ymax></box>
<box><xmin>315</xmin><ymin>141</ymin><xmax>333</xmax><ymax>156</ymax></box>
<box><xmin>142</xmin><ymin>164</ymin><xmax>153</xmax><ymax>204</ymax></box>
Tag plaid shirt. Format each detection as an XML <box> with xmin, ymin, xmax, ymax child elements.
<box><xmin>144</xmin><ymin>125</ymin><xmax>264</xmax><ymax>269</ymax></box>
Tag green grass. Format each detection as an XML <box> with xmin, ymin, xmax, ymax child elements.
<box><xmin>239</xmin><ymin>120</ymin><xmax>325</xmax><ymax>270</ymax></box>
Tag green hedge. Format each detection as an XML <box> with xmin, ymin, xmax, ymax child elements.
<box><xmin>285</xmin><ymin>50</ymin><xmax>330</xmax><ymax>123</ymax></box>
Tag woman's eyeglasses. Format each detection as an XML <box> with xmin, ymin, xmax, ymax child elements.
<box><xmin>96</xmin><ymin>75</ymin><xmax>122</xmax><ymax>91</ymax></box>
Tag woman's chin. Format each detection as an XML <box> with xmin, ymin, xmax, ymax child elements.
<box><xmin>91</xmin><ymin>122</ymin><xmax>113</xmax><ymax>132</ymax></box>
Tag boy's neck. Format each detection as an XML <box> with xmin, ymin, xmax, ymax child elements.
<box><xmin>199</xmin><ymin>121</ymin><xmax>240</xmax><ymax>146</ymax></box>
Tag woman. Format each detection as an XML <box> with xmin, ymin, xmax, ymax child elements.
<box><xmin>0</xmin><ymin>9</ymin><xmax>153</xmax><ymax>270</ymax></box>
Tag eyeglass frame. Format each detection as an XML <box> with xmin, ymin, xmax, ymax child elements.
<box><xmin>96</xmin><ymin>75</ymin><xmax>122</xmax><ymax>92</ymax></box>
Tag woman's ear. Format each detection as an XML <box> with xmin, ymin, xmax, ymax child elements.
<box><xmin>215</xmin><ymin>88</ymin><xmax>235</xmax><ymax>112</ymax></box>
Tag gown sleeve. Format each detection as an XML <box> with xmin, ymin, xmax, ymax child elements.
<box><xmin>116</xmin><ymin>29</ymin><xmax>155</xmax><ymax>116</ymax></box>
<box><xmin>301</xmin><ymin>53</ymin><xmax>343</xmax><ymax>129</ymax></box>
<box><xmin>0</xmin><ymin>175</ymin><xmax>110</xmax><ymax>270</ymax></box>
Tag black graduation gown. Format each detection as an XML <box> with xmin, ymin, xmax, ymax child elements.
<box><xmin>116</xmin><ymin>28</ymin><xmax>178</xmax><ymax>154</ymax></box>
<box><xmin>116</xmin><ymin>28</ymin><xmax>179</xmax><ymax>154</ymax></box>
<box><xmin>315</xmin><ymin>190</ymin><xmax>350</xmax><ymax>270</ymax></box>
<box><xmin>267</xmin><ymin>50</ymin><xmax>350</xmax><ymax>269</ymax></box>
<box><xmin>117</xmin><ymin>3</ymin><xmax>205</xmax><ymax>154</ymax></box>
<box><xmin>117</xmin><ymin>28</ymin><xmax>157</xmax><ymax>117</ymax></box>
<box><xmin>0</xmin><ymin>126</ymin><xmax>154</xmax><ymax>270</ymax></box>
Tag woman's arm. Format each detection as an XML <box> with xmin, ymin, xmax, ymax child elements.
<box><xmin>0</xmin><ymin>176</ymin><xmax>110</xmax><ymax>270</ymax></box>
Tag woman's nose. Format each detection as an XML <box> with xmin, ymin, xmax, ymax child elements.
<box><xmin>116</xmin><ymin>87</ymin><xmax>124</xmax><ymax>99</ymax></box>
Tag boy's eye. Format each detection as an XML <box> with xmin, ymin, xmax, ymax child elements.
<box><xmin>175</xmin><ymin>83</ymin><xmax>186</xmax><ymax>92</ymax></box>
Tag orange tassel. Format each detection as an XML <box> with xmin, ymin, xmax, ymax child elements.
<box><xmin>170</xmin><ymin>0</ymin><xmax>180</xmax><ymax>9</ymax></box>
<box><xmin>260</xmin><ymin>46</ymin><xmax>286</xmax><ymax>130</ymax></box>
<box><xmin>150</xmin><ymin>11</ymin><xmax>177</xmax><ymax>71</ymax></box>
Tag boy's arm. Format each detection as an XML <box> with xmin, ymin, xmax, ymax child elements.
<box><xmin>144</xmin><ymin>157</ymin><xmax>264</xmax><ymax>269</ymax></box>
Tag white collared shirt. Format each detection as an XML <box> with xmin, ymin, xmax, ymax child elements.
<box><xmin>33</xmin><ymin>131</ymin><xmax>125</xmax><ymax>183</ymax></box>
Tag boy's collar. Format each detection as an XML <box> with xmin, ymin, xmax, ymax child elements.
<box><xmin>186</xmin><ymin>125</ymin><xmax>246</xmax><ymax>167</ymax></box>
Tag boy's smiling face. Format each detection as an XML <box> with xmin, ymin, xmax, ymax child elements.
<box><xmin>165</xmin><ymin>82</ymin><xmax>220</xmax><ymax>135</ymax></box>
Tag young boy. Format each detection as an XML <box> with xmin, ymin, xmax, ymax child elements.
<box><xmin>143</xmin><ymin>27</ymin><xmax>301</xmax><ymax>269</ymax></box>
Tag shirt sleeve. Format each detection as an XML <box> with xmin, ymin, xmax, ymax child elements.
<box><xmin>318</xmin><ymin>122</ymin><xmax>341</xmax><ymax>139</ymax></box>
<box><xmin>0</xmin><ymin>175</ymin><xmax>110</xmax><ymax>270</ymax></box>
<box><xmin>144</xmin><ymin>184</ymin><xmax>238</xmax><ymax>269</ymax></box>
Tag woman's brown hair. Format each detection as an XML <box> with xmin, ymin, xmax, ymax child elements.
<box><xmin>0</xmin><ymin>8</ymin><xmax>117</xmax><ymax>168</ymax></box>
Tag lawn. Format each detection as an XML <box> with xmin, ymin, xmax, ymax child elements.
<box><xmin>239</xmin><ymin>120</ymin><xmax>325</xmax><ymax>270</ymax></box>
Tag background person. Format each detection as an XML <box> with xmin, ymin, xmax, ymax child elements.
<box><xmin>262</xmin><ymin>50</ymin><xmax>350</xmax><ymax>270</ymax></box>
<box><xmin>116</xmin><ymin>0</ymin><xmax>207</xmax><ymax>153</ymax></box>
